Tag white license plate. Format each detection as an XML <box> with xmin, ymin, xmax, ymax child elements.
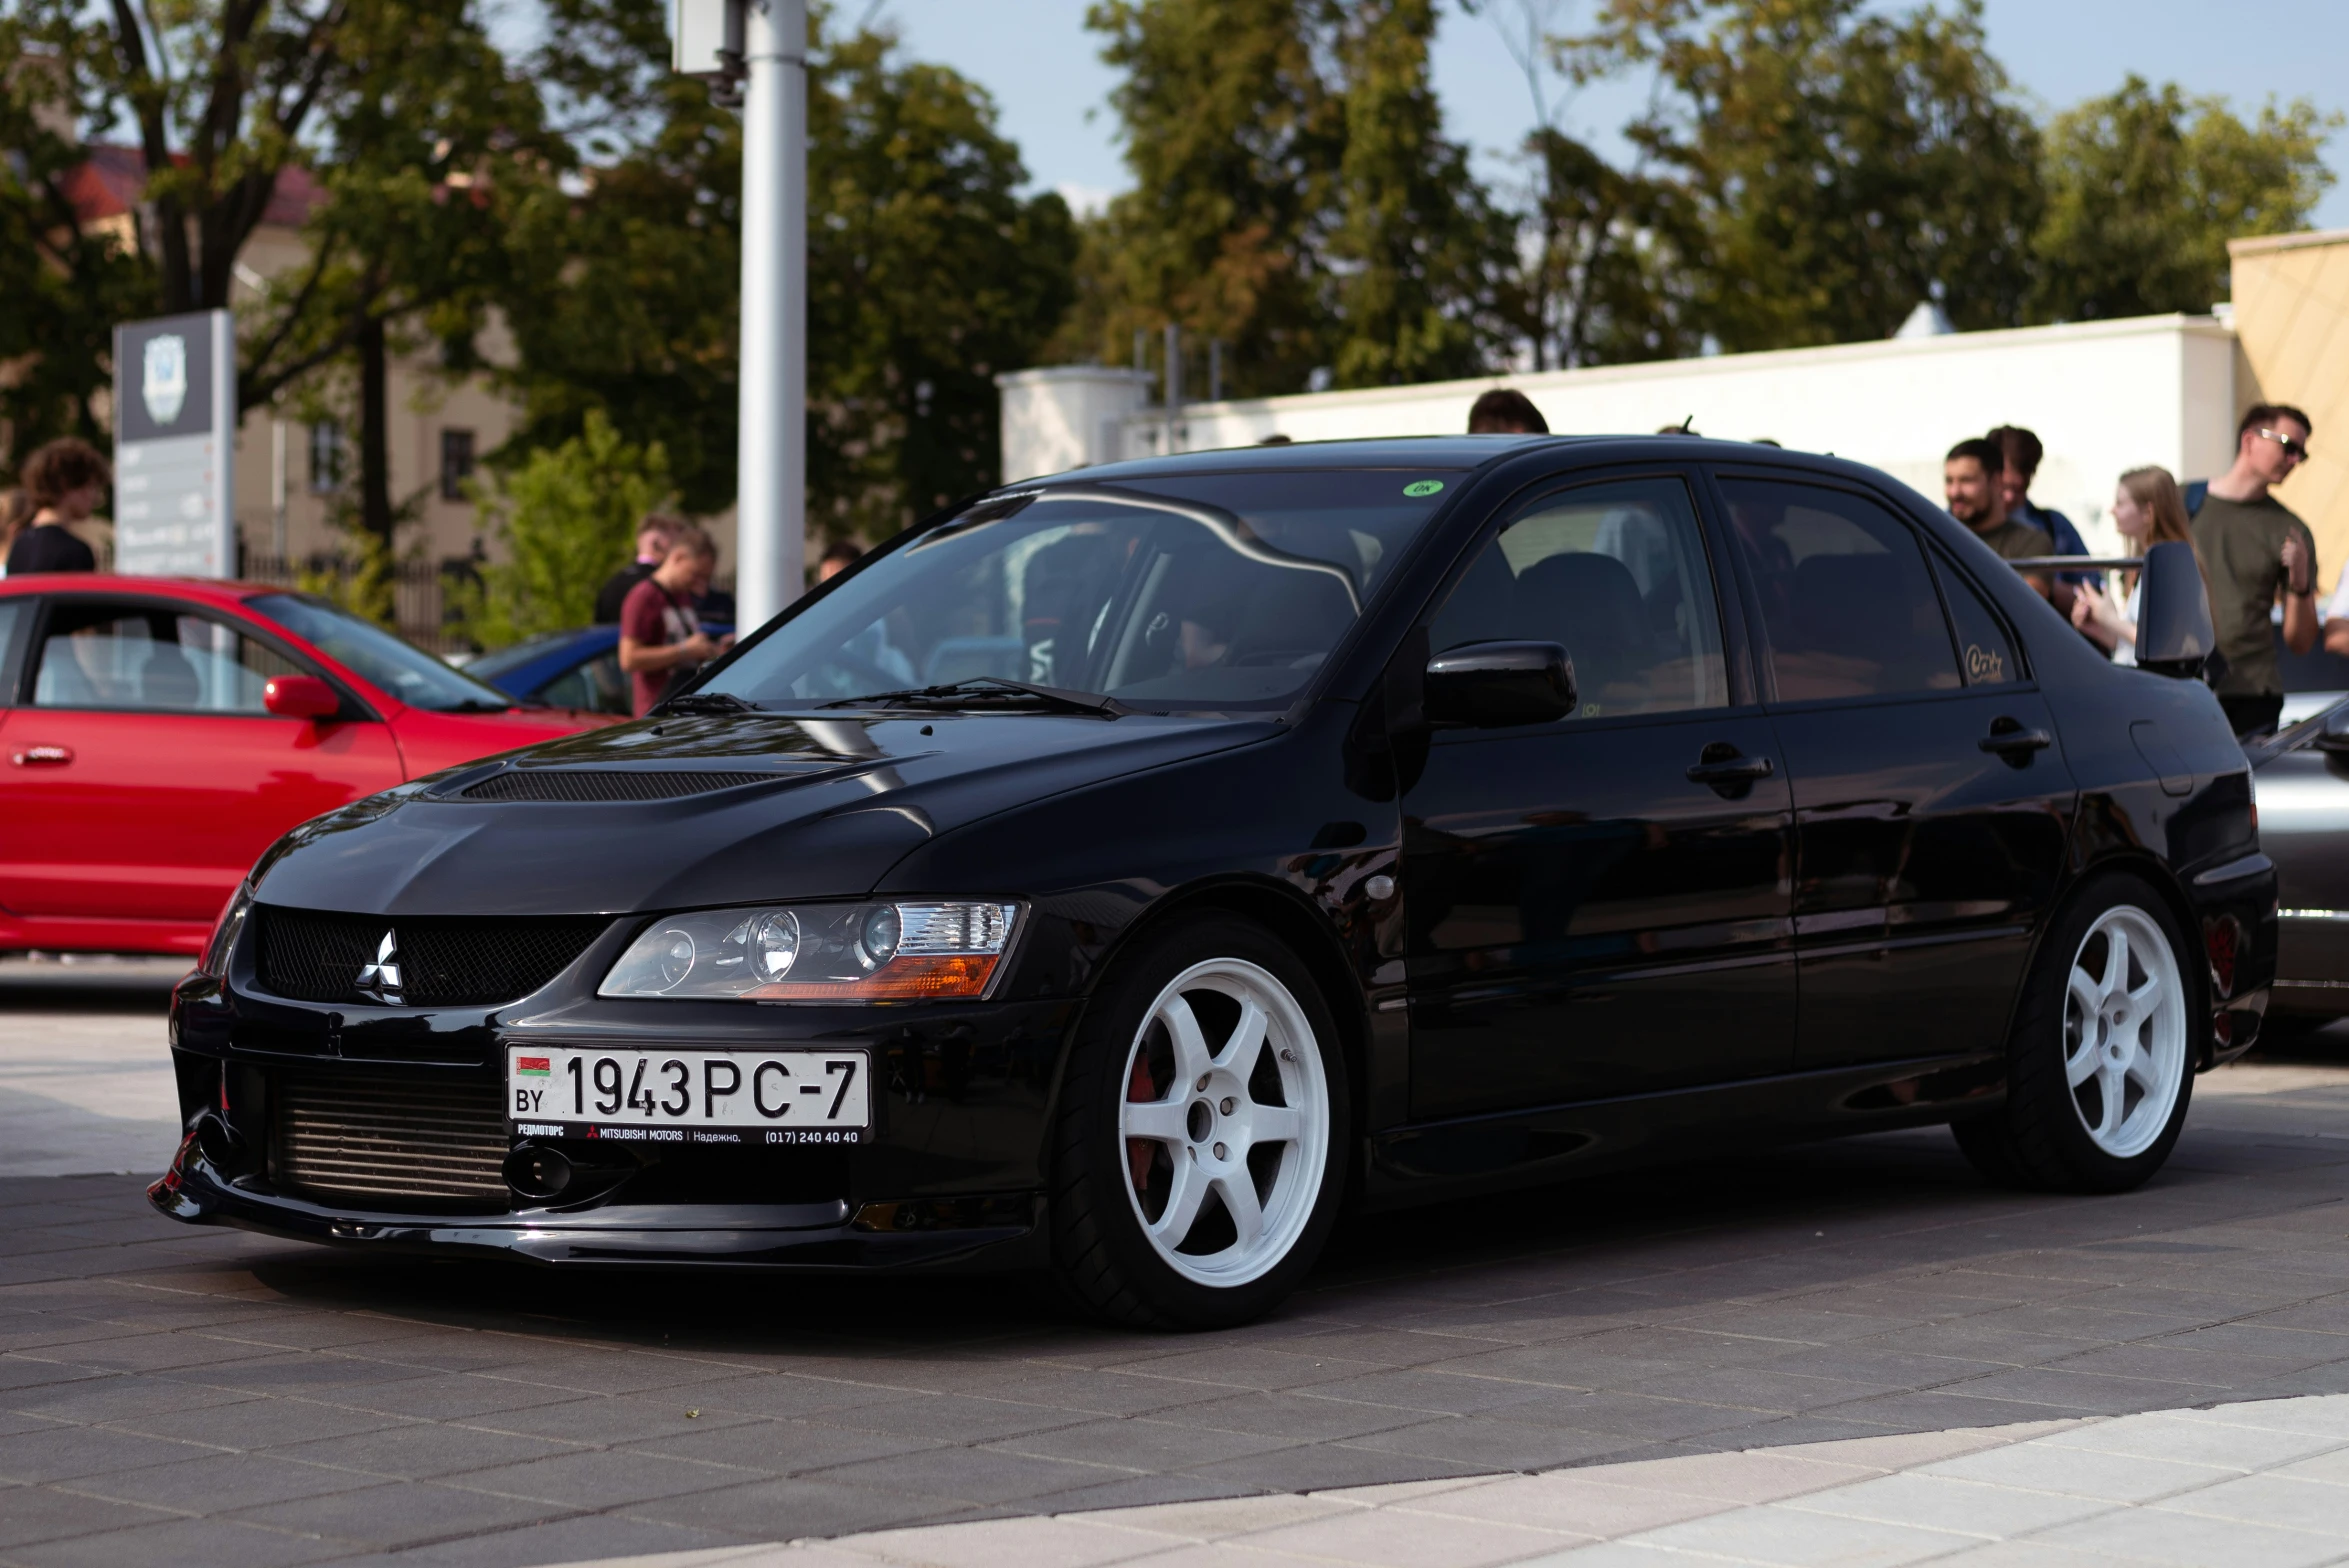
<box><xmin>506</xmin><ymin>1047</ymin><xmax>870</xmax><ymax>1147</ymax></box>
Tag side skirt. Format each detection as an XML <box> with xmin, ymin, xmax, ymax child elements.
<box><xmin>1358</xmin><ymin>1052</ymin><xmax>2005</xmax><ymax>1212</ymax></box>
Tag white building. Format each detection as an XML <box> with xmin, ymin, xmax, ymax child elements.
<box><xmin>1001</xmin><ymin>312</ymin><xmax>2247</xmax><ymax>571</ymax></box>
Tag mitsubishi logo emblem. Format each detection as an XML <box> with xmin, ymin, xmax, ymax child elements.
<box><xmin>355</xmin><ymin>930</ymin><xmax>403</xmax><ymax>1005</ymax></box>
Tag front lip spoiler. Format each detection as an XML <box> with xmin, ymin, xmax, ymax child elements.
<box><xmin>150</xmin><ymin>1155</ymin><xmax>1042</xmax><ymax>1273</ymax></box>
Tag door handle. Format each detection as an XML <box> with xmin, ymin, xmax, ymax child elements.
<box><xmin>10</xmin><ymin>746</ymin><xmax>71</xmax><ymax>767</ymax></box>
<box><xmin>1687</xmin><ymin>753</ymin><xmax>1775</xmax><ymax>785</ymax></box>
<box><xmin>1979</xmin><ymin>725</ymin><xmax>2052</xmax><ymax>757</ymax></box>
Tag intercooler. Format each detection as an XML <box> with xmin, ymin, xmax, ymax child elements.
<box><xmin>273</xmin><ymin>1069</ymin><xmax>511</xmax><ymax>1210</ymax></box>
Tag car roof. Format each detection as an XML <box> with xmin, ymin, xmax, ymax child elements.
<box><xmin>1031</xmin><ymin>433</ymin><xmax>1823</xmax><ymax>488</ymax></box>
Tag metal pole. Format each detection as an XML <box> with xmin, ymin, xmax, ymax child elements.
<box><xmin>1163</xmin><ymin>321</ymin><xmax>1181</xmax><ymax>454</ymax></box>
<box><xmin>734</xmin><ymin>0</ymin><xmax>806</xmax><ymax>631</ymax></box>
<box><xmin>270</xmin><ymin>417</ymin><xmax>288</xmax><ymax>565</ymax></box>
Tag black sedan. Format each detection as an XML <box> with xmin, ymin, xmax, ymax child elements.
<box><xmin>156</xmin><ymin>437</ymin><xmax>2275</xmax><ymax>1327</ymax></box>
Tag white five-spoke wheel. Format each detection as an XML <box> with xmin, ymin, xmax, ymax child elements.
<box><xmin>2062</xmin><ymin>905</ymin><xmax>2188</xmax><ymax>1159</ymax></box>
<box><xmin>1051</xmin><ymin>914</ymin><xmax>1349</xmax><ymax>1327</ymax></box>
<box><xmin>1952</xmin><ymin>871</ymin><xmax>2198</xmax><ymax>1194</ymax></box>
<box><xmin>1118</xmin><ymin>958</ymin><xmax>1330</xmax><ymax>1288</ymax></box>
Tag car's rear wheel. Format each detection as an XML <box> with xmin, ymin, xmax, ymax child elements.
<box><xmin>1954</xmin><ymin>871</ymin><xmax>2196</xmax><ymax>1193</ymax></box>
<box><xmin>1049</xmin><ymin>914</ymin><xmax>1348</xmax><ymax>1329</ymax></box>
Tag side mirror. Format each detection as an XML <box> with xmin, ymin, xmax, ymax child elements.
<box><xmin>264</xmin><ymin>674</ymin><xmax>342</xmax><ymax>721</ymax></box>
<box><xmin>2134</xmin><ymin>540</ymin><xmax>2217</xmax><ymax>682</ymax></box>
<box><xmin>1425</xmin><ymin>641</ymin><xmax>1576</xmax><ymax>727</ymax></box>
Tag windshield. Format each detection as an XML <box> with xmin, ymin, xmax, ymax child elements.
<box><xmin>701</xmin><ymin>469</ymin><xmax>1462</xmax><ymax>710</ymax></box>
<box><xmin>246</xmin><ymin>593</ymin><xmax>515</xmax><ymax>713</ymax></box>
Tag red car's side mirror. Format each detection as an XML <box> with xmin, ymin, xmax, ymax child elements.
<box><xmin>264</xmin><ymin>675</ymin><xmax>342</xmax><ymax>721</ymax></box>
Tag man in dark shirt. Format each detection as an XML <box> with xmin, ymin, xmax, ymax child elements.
<box><xmin>1989</xmin><ymin>425</ymin><xmax>2092</xmax><ymax>581</ymax></box>
<box><xmin>2193</xmin><ymin>402</ymin><xmax>2317</xmax><ymax>738</ymax></box>
<box><xmin>593</xmin><ymin>516</ymin><xmax>677</xmax><ymax>624</ymax></box>
<box><xmin>1945</xmin><ymin>438</ymin><xmax>2061</xmax><ymax>607</ymax></box>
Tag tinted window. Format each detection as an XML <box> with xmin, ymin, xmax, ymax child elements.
<box><xmin>1721</xmin><ymin>478</ymin><xmax>1958</xmax><ymax>702</ymax></box>
<box><xmin>704</xmin><ymin>469</ymin><xmax>1463</xmax><ymax>710</ymax></box>
<box><xmin>31</xmin><ymin>603</ymin><xmax>305</xmax><ymax>712</ymax></box>
<box><xmin>1937</xmin><ymin>560</ymin><xmax>2018</xmax><ymax>685</ymax></box>
<box><xmin>1429</xmin><ymin>475</ymin><xmax>1727</xmax><ymax>719</ymax></box>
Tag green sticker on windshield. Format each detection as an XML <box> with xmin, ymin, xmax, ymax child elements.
<box><xmin>1404</xmin><ymin>479</ymin><xmax>1445</xmax><ymax>497</ymax></box>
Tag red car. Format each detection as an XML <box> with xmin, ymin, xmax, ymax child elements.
<box><xmin>0</xmin><ymin>575</ymin><xmax>613</xmax><ymax>957</ymax></box>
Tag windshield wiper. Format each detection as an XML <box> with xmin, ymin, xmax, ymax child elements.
<box><xmin>818</xmin><ymin>677</ymin><xmax>1126</xmax><ymax>717</ymax></box>
<box><xmin>660</xmin><ymin>691</ymin><xmax>762</xmax><ymax>715</ymax></box>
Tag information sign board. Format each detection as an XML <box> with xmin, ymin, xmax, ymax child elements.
<box><xmin>111</xmin><ymin>310</ymin><xmax>236</xmax><ymax>577</ymax></box>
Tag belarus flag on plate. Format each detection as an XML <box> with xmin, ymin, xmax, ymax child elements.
<box><xmin>516</xmin><ymin>1056</ymin><xmax>551</xmax><ymax>1076</ymax></box>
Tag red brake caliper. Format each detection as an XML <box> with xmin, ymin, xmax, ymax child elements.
<box><xmin>1126</xmin><ymin>1054</ymin><xmax>1157</xmax><ymax>1195</ymax></box>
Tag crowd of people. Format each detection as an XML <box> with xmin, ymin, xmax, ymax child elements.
<box><xmin>1465</xmin><ymin>385</ymin><xmax>2326</xmax><ymax>741</ymax></box>
<box><xmin>1943</xmin><ymin>403</ymin><xmax>2318</xmax><ymax>739</ymax></box>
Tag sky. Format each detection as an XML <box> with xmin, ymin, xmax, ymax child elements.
<box><xmin>872</xmin><ymin>0</ymin><xmax>2349</xmax><ymax>232</ymax></box>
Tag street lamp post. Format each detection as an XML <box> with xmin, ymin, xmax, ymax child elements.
<box><xmin>673</xmin><ymin>0</ymin><xmax>805</xmax><ymax>631</ymax></box>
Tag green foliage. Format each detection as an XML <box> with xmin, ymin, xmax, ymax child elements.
<box><xmin>2033</xmin><ymin>78</ymin><xmax>2339</xmax><ymax>322</ymax></box>
<box><xmin>1066</xmin><ymin>0</ymin><xmax>1349</xmax><ymax>393</ymax></box>
<box><xmin>1327</xmin><ymin>0</ymin><xmax>1516</xmax><ymax>386</ymax></box>
<box><xmin>495</xmin><ymin>12</ymin><xmax>1073</xmax><ymax>542</ymax></box>
<box><xmin>1578</xmin><ymin>0</ymin><xmax>2043</xmax><ymax>350</ymax></box>
<box><xmin>1516</xmin><ymin>127</ymin><xmax>1704</xmax><ymax>366</ymax></box>
<box><xmin>461</xmin><ymin>412</ymin><xmax>673</xmax><ymax>648</ymax></box>
<box><xmin>0</xmin><ymin>29</ymin><xmax>159</xmax><ymax>474</ymax></box>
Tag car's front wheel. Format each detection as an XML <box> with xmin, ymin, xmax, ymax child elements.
<box><xmin>1954</xmin><ymin>870</ymin><xmax>2197</xmax><ymax>1193</ymax></box>
<box><xmin>1050</xmin><ymin>914</ymin><xmax>1348</xmax><ymax>1329</ymax></box>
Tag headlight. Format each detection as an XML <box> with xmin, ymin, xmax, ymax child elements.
<box><xmin>201</xmin><ymin>881</ymin><xmax>254</xmax><ymax>978</ymax></box>
<box><xmin>599</xmin><ymin>901</ymin><xmax>1019</xmax><ymax>1001</ymax></box>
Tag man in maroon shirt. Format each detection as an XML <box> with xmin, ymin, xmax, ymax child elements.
<box><xmin>618</xmin><ymin>527</ymin><xmax>731</xmax><ymax>716</ymax></box>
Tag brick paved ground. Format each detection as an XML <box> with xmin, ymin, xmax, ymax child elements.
<box><xmin>4</xmin><ymin>974</ymin><xmax>2349</xmax><ymax>1566</ymax></box>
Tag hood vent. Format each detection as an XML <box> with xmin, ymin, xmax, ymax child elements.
<box><xmin>460</xmin><ymin>769</ymin><xmax>778</xmax><ymax>803</ymax></box>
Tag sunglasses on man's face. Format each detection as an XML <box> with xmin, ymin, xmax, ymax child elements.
<box><xmin>2257</xmin><ymin>427</ymin><xmax>2312</xmax><ymax>461</ymax></box>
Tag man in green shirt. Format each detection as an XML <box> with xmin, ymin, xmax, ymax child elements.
<box><xmin>2193</xmin><ymin>402</ymin><xmax>2317</xmax><ymax>738</ymax></box>
<box><xmin>1946</xmin><ymin>438</ymin><xmax>2061</xmax><ymax>607</ymax></box>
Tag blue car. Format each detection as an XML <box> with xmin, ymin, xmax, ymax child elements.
<box><xmin>467</xmin><ymin>624</ymin><xmax>732</xmax><ymax>716</ymax></box>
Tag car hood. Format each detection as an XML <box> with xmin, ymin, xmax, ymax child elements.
<box><xmin>250</xmin><ymin>709</ymin><xmax>1282</xmax><ymax>917</ymax></box>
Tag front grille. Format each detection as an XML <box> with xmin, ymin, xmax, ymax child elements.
<box><xmin>461</xmin><ymin>770</ymin><xmax>776</xmax><ymax>803</ymax></box>
<box><xmin>255</xmin><ymin>908</ymin><xmax>607</xmax><ymax>1007</ymax></box>
<box><xmin>274</xmin><ymin>1069</ymin><xmax>509</xmax><ymax>1209</ymax></box>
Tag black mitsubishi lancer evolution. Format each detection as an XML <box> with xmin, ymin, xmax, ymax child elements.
<box><xmin>157</xmin><ymin>435</ymin><xmax>2275</xmax><ymax>1327</ymax></box>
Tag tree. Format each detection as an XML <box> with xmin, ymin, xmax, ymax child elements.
<box><xmin>2033</xmin><ymin>78</ymin><xmax>2337</xmax><ymax>323</ymax></box>
<box><xmin>0</xmin><ymin>48</ymin><xmax>155</xmax><ymax>468</ymax></box>
<box><xmin>462</xmin><ymin>409</ymin><xmax>673</xmax><ymax>646</ymax></box>
<box><xmin>1577</xmin><ymin>0</ymin><xmax>2042</xmax><ymax>349</ymax></box>
<box><xmin>1327</xmin><ymin>0</ymin><xmax>1516</xmax><ymax>386</ymax></box>
<box><xmin>1070</xmin><ymin>0</ymin><xmax>1349</xmax><ymax>396</ymax></box>
<box><xmin>495</xmin><ymin>12</ymin><xmax>1074</xmax><ymax>543</ymax></box>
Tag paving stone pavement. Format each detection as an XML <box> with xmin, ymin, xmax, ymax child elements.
<box><xmin>522</xmin><ymin>1395</ymin><xmax>2349</xmax><ymax>1567</ymax></box>
<box><xmin>7</xmin><ymin>976</ymin><xmax>2349</xmax><ymax>1566</ymax></box>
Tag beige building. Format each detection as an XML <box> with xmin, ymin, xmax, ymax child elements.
<box><xmin>1006</xmin><ymin>226</ymin><xmax>2349</xmax><ymax>595</ymax></box>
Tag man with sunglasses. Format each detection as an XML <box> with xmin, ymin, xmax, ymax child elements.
<box><xmin>2192</xmin><ymin>402</ymin><xmax>2318</xmax><ymax>738</ymax></box>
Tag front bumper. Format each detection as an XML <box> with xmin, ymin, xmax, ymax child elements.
<box><xmin>159</xmin><ymin>968</ymin><xmax>1076</xmax><ymax>1271</ymax></box>
<box><xmin>150</xmin><ymin>1146</ymin><xmax>1043</xmax><ymax>1271</ymax></box>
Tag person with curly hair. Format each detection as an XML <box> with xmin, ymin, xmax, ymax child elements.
<box><xmin>4</xmin><ymin>438</ymin><xmax>107</xmax><ymax>575</ymax></box>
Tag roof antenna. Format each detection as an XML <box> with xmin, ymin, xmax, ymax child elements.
<box><xmin>1677</xmin><ymin>415</ymin><xmax>1695</xmax><ymax>434</ymax></box>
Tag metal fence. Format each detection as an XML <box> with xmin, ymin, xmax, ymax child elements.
<box><xmin>236</xmin><ymin>553</ymin><xmax>482</xmax><ymax>657</ymax></box>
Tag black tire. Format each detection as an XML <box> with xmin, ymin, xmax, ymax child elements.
<box><xmin>1049</xmin><ymin>913</ymin><xmax>1350</xmax><ymax>1330</ymax></box>
<box><xmin>1953</xmin><ymin>870</ymin><xmax>2198</xmax><ymax>1194</ymax></box>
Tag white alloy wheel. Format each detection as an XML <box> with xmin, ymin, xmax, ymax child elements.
<box><xmin>2062</xmin><ymin>904</ymin><xmax>2188</xmax><ymax>1158</ymax></box>
<box><xmin>1117</xmin><ymin>957</ymin><xmax>1331</xmax><ymax>1288</ymax></box>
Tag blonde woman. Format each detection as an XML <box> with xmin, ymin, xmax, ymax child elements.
<box><xmin>2071</xmin><ymin>467</ymin><xmax>2195</xmax><ymax>665</ymax></box>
